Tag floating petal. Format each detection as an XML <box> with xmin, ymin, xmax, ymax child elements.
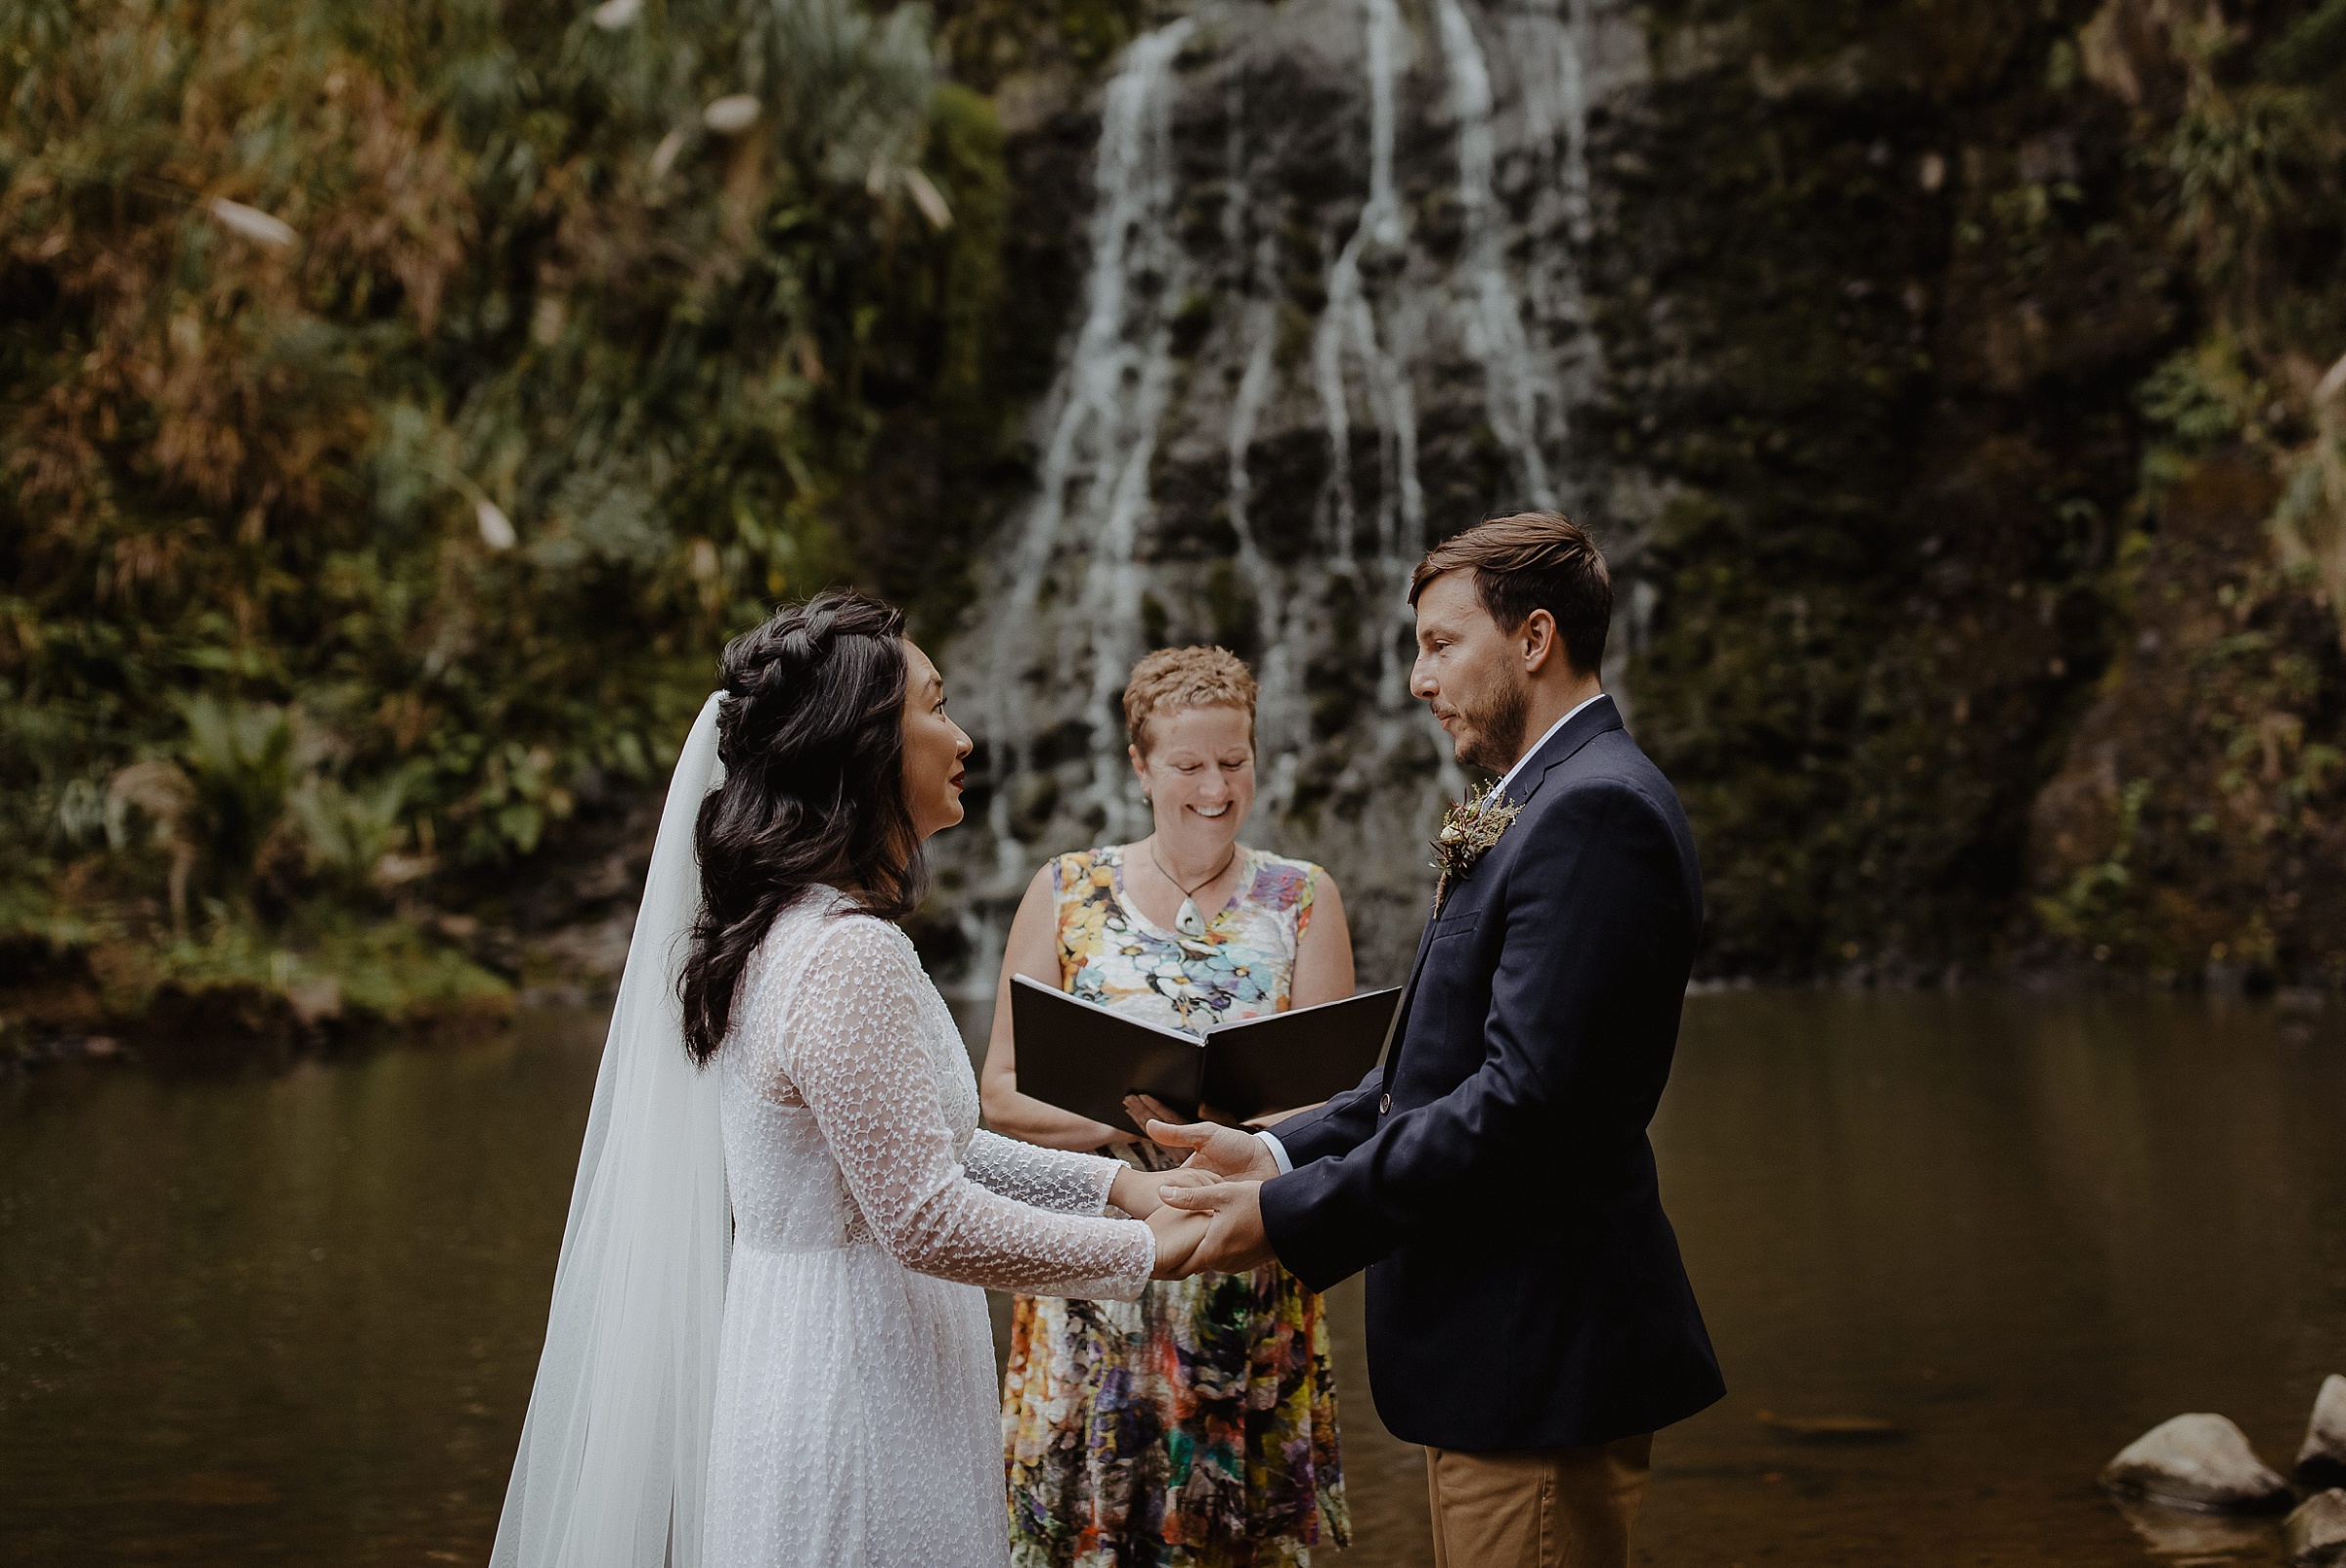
<box><xmin>903</xmin><ymin>168</ymin><xmax>953</xmax><ymax>231</ymax></box>
<box><xmin>476</xmin><ymin>499</ymin><xmax>516</xmax><ymax>550</ymax></box>
<box><xmin>702</xmin><ymin>95</ymin><xmax>760</xmax><ymax>135</ymax></box>
<box><xmin>205</xmin><ymin>197</ymin><xmax>296</xmax><ymax>248</ymax></box>
<box><xmin>649</xmin><ymin>128</ymin><xmax>687</xmax><ymax>179</ymax></box>
<box><xmin>590</xmin><ymin>0</ymin><xmax>641</xmax><ymax>28</ymax></box>
<box><xmin>2318</xmin><ymin>353</ymin><xmax>2346</xmax><ymax>403</ymax></box>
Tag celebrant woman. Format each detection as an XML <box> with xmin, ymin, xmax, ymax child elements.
<box><xmin>493</xmin><ymin>593</ymin><xmax>1213</xmax><ymax>1568</ymax></box>
<box><xmin>980</xmin><ymin>645</ymin><xmax>1355</xmax><ymax>1568</ymax></box>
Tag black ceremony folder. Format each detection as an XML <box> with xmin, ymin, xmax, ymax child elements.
<box><xmin>1008</xmin><ymin>976</ymin><xmax>1403</xmax><ymax>1130</ymax></box>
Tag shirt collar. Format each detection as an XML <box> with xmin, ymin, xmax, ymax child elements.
<box><xmin>1493</xmin><ymin>691</ymin><xmax>1607</xmax><ymax>803</ymax></box>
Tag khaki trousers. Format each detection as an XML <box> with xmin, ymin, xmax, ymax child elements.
<box><xmin>1424</xmin><ymin>1434</ymin><xmax>1654</xmax><ymax>1568</ymax></box>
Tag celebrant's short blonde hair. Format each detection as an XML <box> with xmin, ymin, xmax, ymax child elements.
<box><xmin>1122</xmin><ymin>646</ymin><xmax>1257</xmax><ymax>758</ymax></box>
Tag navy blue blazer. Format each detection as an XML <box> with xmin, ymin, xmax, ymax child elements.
<box><xmin>1259</xmin><ymin>695</ymin><xmax>1723</xmax><ymax>1451</ymax></box>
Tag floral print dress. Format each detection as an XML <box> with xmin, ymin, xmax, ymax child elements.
<box><xmin>1002</xmin><ymin>846</ymin><xmax>1351</xmax><ymax>1568</ymax></box>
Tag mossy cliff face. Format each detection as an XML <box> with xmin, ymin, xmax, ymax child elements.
<box><xmin>1603</xmin><ymin>0</ymin><xmax>2344</xmax><ymax>984</ymax></box>
<box><xmin>1592</xmin><ymin>0</ymin><xmax>2183</xmax><ymax>978</ymax></box>
<box><xmin>1597</xmin><ymin>0</ymin><xmax>2342</xmax><ymax>984</ymax></box>
<box><xmin>2018</xmin><ymin>0</ymin><xmax>2346</xmax><ymax>985</ymax></box>
<box><xmin>2030</xmin><ymin>455</ymin><xmax>2346</xmax><ymax>981</ymax></box>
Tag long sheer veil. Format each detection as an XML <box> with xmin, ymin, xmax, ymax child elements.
<box><xmin>492</xmin><ymin>692</ymin><xmax>730</xmax><ymax>1568</ymax></box>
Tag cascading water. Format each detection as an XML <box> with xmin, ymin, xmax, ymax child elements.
<box><xmin>977</xmin><ymin>18</ymin><xmax>1198</xmax><ymax>881</ymax></box>
<box><xmin>939</xmin><ymin>0</ymin><xmax>1646</xmax><ymax>984</ymax></box>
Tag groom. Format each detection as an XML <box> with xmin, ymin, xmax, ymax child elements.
<box><xmin>1151</xmin><ymin>512</ymin><xmax>1722</xmax><ymax>1568</ymax></box>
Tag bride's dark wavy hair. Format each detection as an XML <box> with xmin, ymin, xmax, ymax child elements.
<box><xmin>678</xmin><ymin>592</ymin><xmax>921</xmax><ymax>1065</ymax></box>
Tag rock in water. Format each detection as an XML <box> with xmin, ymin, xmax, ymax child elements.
<box><xmin>2300</xmin><ymin>1375</ymin><xmax>2346</xmax><ymax>1490</ymax></box>
<box><xmin>2100</xmin><ymin>1415</ymin><xmax>2294</xmax><ymax>1513</ymax></box>
<box><xmin>2285</xmin><ymin>1491</ymin><xmax>2346</xmax><ymax>1568</ymax></box>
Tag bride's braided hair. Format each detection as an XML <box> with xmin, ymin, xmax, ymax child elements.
<box><xmin>678</xmin><ymin>591</ymin><xmax>923</xmax><ymax>1065</ymax></box>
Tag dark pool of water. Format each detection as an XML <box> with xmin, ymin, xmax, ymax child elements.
<box><xmin>2</xmin><ymin>992</ymin><xmax>2340</xmax><ymax>1565</ymax></box>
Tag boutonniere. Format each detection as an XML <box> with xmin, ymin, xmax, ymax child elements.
<box><xmin>1430</xmin><ymin>783</ymin><xmax>1521</xmax><ymax>913</ymax></box>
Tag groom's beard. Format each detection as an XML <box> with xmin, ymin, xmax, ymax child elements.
<box><xmin>1454</xmin><ymin>675</ymin><xmax>1531</xmax><ymax>774</ymax></box>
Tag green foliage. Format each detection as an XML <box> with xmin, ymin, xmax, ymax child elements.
<box><xmin>0</xmin><ymin>0</ymin><xmax>1011</xmax><ymax>1029</ymax></box>
<box><xmin>179</xmin><ymin>696</ymin><xmax>298</xmax><ymax>893</ymax></box>
<box><xmin>2261</xmin><ymin>0</ymin><xmax>2346</xmax><ymax>91</ymax></box>
<box><xmin>928</xmin><ymin>0</ymin><xmax>1147</xmax><ymax>90</ymax></box>
<box><xmin>2033</xmin><ymin>776</ymin><xmax>2151</xmax><ymax>944</ymax></box>
<box><xmin>290</xmin><ymin>764</ymin><xmax>423</xmax><ymax>895</ymax></box>
<box><xmin>2138</xmin><ymin>336</ymin><xmax>2257</xmax><ymax>455</ymax></box>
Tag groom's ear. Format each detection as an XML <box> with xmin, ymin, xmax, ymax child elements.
<box><xmin>1519</xmin><ymin>608</ymin><xmax>1562</xmax><ymax>674</ymax></box>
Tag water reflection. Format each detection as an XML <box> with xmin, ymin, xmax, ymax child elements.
<box><xmin>0</xmin><ymin>992</ymin><xmax>2337</xmax><ymax>1566</ymax></box>
<box><xmin>2109</xmin><ymin>1496</ymin><xmax>2277</xmax><ymax>1560</ymax></box>
<box><xmin>1635</xmin><ymin>991</ymin><xmax>2344</xmax><ymax>1567</ymax></box>
<box><xmin>0</xmin><ymin>1010</ymin><xmax>605</xmax><ymax>1564</ymax></box>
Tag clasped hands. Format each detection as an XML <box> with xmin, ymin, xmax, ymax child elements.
<box><xmin>1106</xmin><ymin>1099</ymin><xmax>1282</xmax><ymax>1280</ymax></box>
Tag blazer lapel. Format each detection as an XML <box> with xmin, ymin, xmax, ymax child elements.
<box><xmin>1374</xmin><ymin>693</ymin><xmax>1626</xmax><ymax>1112</ymax></box>
<box><xmin>1500</xmin><ymin>694</ymin><xmax>1624</xmax><ymax>811</ymax></box>
<box><xmin>1374</xmin><ymin>909</ymin><xmax>1443</xmax><ymax>1068</ymax></box>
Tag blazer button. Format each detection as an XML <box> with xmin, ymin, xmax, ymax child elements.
<box><xmin>1377</xmin><ymin>1092</ymin><xmax>1392</xmax><ymax>1114</ymax></box>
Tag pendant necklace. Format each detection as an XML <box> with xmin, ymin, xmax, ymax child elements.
<box><xmin>1150</xmin><ymin>839</ymin><xmax>1238</xmax><ymax>942</ymax></box>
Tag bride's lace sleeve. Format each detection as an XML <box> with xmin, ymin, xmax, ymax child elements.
<box><xmin>786</xmin><ymin>918</ymin><xmax>1156</xmax><ymax>1301</ymax></box>
<box><xmin>962</xmin><ymin>1129</ymin><xmax>1119</xmax><ymax>1215</ymax></box>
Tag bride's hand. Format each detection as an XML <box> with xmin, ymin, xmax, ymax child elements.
<box><xmin>1146</xmin><ymin>1203</ymin><xmax>1213</xmax><ymax>1279</ymax></box>
<box><xmin>1110</xmin><ymin>1165</ymin><xmax>1220</xmax><ymax>1218</ymax></box>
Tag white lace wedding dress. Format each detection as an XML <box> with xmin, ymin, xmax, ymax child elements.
<box><xmin>703</xmin><ymin>890</ymin><xmax>1156</xmax><ymax>1568</ymax></box>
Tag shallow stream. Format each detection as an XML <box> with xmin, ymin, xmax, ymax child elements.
<box><xmin>3</xmin><ymin>991</ymin><xmax>2339</xmax><ymax>1565</ymax></box>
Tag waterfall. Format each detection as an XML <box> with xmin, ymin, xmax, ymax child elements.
<box><xmin>1309</xmin><ymin>0</ymin><xmax>1428</xmax><ymax>735</ymax></box>
<box><xmin>979</xmin><ymin>17</ymin><xmax>1197</xmax><ymax>883</ymax></box>
<box><xmin>1436</xmin><ymin>0</ymin><xmax>1560</xmax><ymax>514</ymax></box>
<box><xmin>941</xmin><ymin>0</ymin><xmax>1640</xmax><ymax>984</ymax></box>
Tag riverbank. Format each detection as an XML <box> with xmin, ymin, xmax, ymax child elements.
<box><xmin>0</xmin><ymin>800</ymin><xmax>657</xmax><ymax>1072</ymax></box>
<box><xmin>0</xmin><ymin>924</ymin><xmax>509</xmax><ymax>1072</ymax></box>
<box><xmin>10</xmin><ymin>904</ymin><xmax>2337</xmax><ymax>1074</ymax></box>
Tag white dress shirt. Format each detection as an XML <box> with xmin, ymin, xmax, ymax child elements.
<box><xmin>1255</xmin><ymin>690</ymin><xmax>1609</xmax><ymax>1176</ymax></box>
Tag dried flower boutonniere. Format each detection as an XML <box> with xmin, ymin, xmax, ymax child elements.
<box><xmin>1430</xmin><ymin>783</ymin><xmax>1522</xmax><ymax>913</ymax></box>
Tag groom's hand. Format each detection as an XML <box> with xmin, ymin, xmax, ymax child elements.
<box><xmin>1146</xmin><ymin>1118</ymin><xmax>1280</xmax><ymax>1182</ymax></box>
<box><xmin>1155</xmin><ymin>1179</ymin><xmax>1274</xmax><ymax>1277</ymax></box>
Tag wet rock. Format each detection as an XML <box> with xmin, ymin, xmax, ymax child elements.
<box><xmin>2285</xmin><ymin>1491</ymin><xmax>2346</xmax><ymax>1568</ymax></box>
<box><xmin>2100</xmin><ymin>1414</ymin><xmax>2295</xmax><ymax>1513</ymax></box>
<box><xmin>2303</xmin><ymin>1376</ymin><xmax>2346</xmax><ymax>1490</ymax></box>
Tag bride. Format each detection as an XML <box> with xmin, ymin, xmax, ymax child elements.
<box><xmin>491</xmin><ymin>592</ymin><xmax>1211</xmax><ymax>1568</ymax></box>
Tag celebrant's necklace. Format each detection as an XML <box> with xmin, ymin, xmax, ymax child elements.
<box><xmin>1150</xmin><ymin>838</ymin><xmax>1238</xmax><ymax>941</ymax></box>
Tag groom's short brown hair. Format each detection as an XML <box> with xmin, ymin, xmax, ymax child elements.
<box><xmin>1410</xmin><ymin>512</ymin><xmax>1613</xmax><ymax>675</ymax></box>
